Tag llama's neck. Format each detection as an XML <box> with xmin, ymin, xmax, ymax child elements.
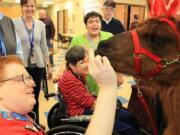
<box><xmin>160</xmin><ymin>78</ymin><xmax>180</xmax><ymax>135</ymax></box>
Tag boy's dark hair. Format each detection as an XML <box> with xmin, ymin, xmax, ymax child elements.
<box><xmin>84</xmin><ymin>11</ymin><xmax>103</xmax><ymax>25</ymax></box>
<box><xmin>65</xmin><ymin>46</ymin><xmax>87</xmax><ymax>69</ymax></box>
<box><xmin>20</xmin><ymin>0</ymin><xmax>36</xmax><ymax>6</ymax></box>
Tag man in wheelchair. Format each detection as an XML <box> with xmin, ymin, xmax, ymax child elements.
<box><xmin>58</xmin><ymin>46</ymin><xmax>138</xmax><ymax>135</ymax></box>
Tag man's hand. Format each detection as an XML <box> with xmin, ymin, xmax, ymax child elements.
<box><xmin>47</xmin><ymin>66</ymin><xmax>52</xmax><ymax>79</ymax></box>
<box><xmin>116</xmin><ymin>73</ymin><xmax>124</xmax><ymax>86</ymax></box>
<box><xmin>52</xmin><ymin>72</ymin><xmax>61</xmax><ymax>83</ymax></box>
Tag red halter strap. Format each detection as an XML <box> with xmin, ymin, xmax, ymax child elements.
<box><xmin>160</xmin><ymin>18</ymin><xmax>180</xmax><ymax>50</ymax></box>
<box><xmin>131</xmin><ymin>30</ymin><xmax>163</xmax><ymax>78</ymax></box>
<box><xmin>131</xmin><ymin>30</ymin><xmax>161</xmax><ymax>135</ymax></box>
<box><xmin>131</xmin><ymin>18</ymin><xmax>180</xmax><ymax>78</ymax></box>
<box><xmin>131</xmin><ymin>18</ymin><xmax>180</xmax><ymax>135</ymax></box>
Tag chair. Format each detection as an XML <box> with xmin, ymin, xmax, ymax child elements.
<box><xmin>58</xmin><ymin>33</ymin><xmax>73</xmax><ymax>49</ymax></box>
<box><xmin>47</xmin><ymin>88</ymin><xmax>133</xmax><ymax>135</ymax></box>
<box><xmin>46</xmin><ymin>124</ymin><xmax>85</xmax><ymax>135</ymax></box>
<box><xmin>47</xmin><ymin>89</ymin><xmax>91</xmax><ymax>129</ymax></box>
<box><xmin>42</xmin><ymin>68</ymin><xmax>49</xmax><ymax>100</ymax></box>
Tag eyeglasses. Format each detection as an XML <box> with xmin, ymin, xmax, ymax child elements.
<box><xmin>0</xmin><ymin>74</ymin><xmax>34</xmax><ymax>84</ymax></box>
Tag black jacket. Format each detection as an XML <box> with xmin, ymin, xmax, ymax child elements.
<box><xmin>0</xmin><ymin>15</ymin><xmax>16</xmax><ymax>54</ymax></box>
<box><xmin>101</xmin><ymin>17</ymin><xmax>125</xmax><ymax>35</ymax></box>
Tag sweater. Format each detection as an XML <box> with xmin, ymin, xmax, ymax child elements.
<box><xmin>58</xmin><ymin>69</ymin><xmax>95</xmax><ymax>116</ymax></box>
<box><xmin>13</xmin><ymin>17</ymin><xmax>49</xmax><ymax>68</ymax></box>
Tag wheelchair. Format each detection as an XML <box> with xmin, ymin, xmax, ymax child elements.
<box><xmin>58</xmin><ymin>33</ymin><xmax>73</xmax><ymax>49</ymax></box>
<box><xmin>47</xmin><ymin>124</ymin><xmax>85</xmax><ymax>135</ymax></box>
<box><xmin>46</xmin><ymin>89</ymin><xmax>91</xmax><ymax>135</ymax></box>
<box><xmin>46</xmin><ymin>86</ymin><xmax>129</xmax><ymax>135</ymax></box>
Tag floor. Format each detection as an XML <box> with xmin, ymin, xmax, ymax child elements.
<box><xmin>38</xmin><ymin>42</ymin><xmax>135</xmax><ymax>131</ymax></box>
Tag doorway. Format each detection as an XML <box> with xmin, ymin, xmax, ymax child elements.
<box><xmin>115</xmin><ymin>4</ymin><xmax>145</xmax><ymax>30</ymax></box>
<box><xmin>57</xmin><ymin>9</ymin><xmax>68</xmax><ymax>35</ymax></box>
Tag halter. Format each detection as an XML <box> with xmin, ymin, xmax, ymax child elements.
<box><xmin>131</xmin><ymin>18</ymin><xmax>180</xmax><ymax>79</ymax></box>
<box><xmin>131</xmin><ymin>17</ymin><xmax>180</xmax><ymax>135</ymax></box>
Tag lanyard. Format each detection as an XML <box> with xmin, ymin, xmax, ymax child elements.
<box><xmin>0</xmin><ymin>110</ymin><xmax>46</xmax><ymax>134</ymax></box>
<box><xmin>71</xmin><ymin>69</ymin><xmax>85</xmax><ymax>85</ymax></box>
<box><xmin>0</xmin><ymin>110</ymin><xmax>29</xmax><ymax>121</ymax></box>
<box><xmin>22</xmin><ymin>17</ymin><xmax>35</xmax><ymax>49</ymax></box>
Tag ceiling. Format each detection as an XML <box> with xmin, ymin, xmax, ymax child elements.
<box><xmin>2</xmin><ymin>0</ymin><xmax>65</xmax><ymax>7</ymax></box>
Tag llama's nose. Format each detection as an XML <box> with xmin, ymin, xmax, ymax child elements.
<box><xmin>97</xmin><ymin>41</ymin><xmax>110</xmax><ymax>50</ymax></box>
<box><xmin>95</xmin><ymin>41</ymin><xmax>110</xmax><ymax>56</ymax></box>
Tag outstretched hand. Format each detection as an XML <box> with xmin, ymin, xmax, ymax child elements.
<box><xmin>86</xmin><ymin>49</ymin><xmax>118</xmax><ymax>135</ymax></box>
<box><xmin>88</xmin><ymin>49</ymin><xmax>117</xmax><ymax>89</ymax></box>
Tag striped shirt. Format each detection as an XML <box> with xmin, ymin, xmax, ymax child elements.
<box><xmin>58</xmin><ymin>69</ymin><xmax>95</xmax><ymax>116</ymax></box>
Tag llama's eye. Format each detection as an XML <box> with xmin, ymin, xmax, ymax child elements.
<box><xmin>150</xmin><ymin>35</ymin><xmax>164</xmax><ymax>45</ymax></box>
<box><xmin>147</xmin><ymin>33</ymin><xmax>173</xmax><ymax>46</ymax></box>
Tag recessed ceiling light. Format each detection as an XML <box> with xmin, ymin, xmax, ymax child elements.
<box><xmin>42</xmin><ymin>4</ymin><xmax>48</xmax><ymax>8</ymax></box>
<box><xmin>43</xmin><ymin>0</ymin><xmax>54</xmax><ymax>5</ymax></box>
<box><xmin>16</xmin><ymin>0</ymin><xmax>20</xmax><ymax>3</ymax></box>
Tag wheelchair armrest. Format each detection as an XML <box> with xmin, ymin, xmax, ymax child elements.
<box><xmin>61</xmin><ymin>115</ymin><xmax>91</xmax><ymax>122</ymax></box>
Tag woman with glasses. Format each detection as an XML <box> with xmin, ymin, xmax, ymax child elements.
<box><xmin>13</xmin><ymin>0</ymin><xmax>50</xmax><ymax>124</ymax></box>
<box><xmin>0</xmin><ymin>55</ymin><xmax>45</xmax><ymax>135</ymax></box>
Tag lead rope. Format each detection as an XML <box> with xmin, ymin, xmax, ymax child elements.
<box><xmin>136</xmin><ymin>79</ymin><xmax>159</xmax><ymax>135</ymax></box>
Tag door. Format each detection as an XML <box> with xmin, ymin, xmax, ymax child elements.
<box><xmin>114</xmin><ymin>4</ymin><xmax>128</xmax><ymax>30</ymax></box>
<box><xmin>129</xmin><ymin>6</ymin><xmax>145</xmax><ymax>29</ymax></box>
<box><xmin>57</xmin><ymin>9</ymin><xmax>68</xmax><ymax>35</ymax></box>
<box><xmin>114</xmin><ymin>4</ymin><xmax>145</xmax><ymax>30</ymax></box>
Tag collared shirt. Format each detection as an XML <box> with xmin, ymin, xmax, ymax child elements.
<box><xmin>103</xmin><ymin>17</ymin><xmax>112</xmax><ymax>24</ymax></box>
<box><xmin>0</xmin><ymin>12</ymin><xmax>23</xmax><ymax>60</ymax></box>
<box><xmin>101</xmin><ymin>17</ymin><xmax>125</xmax><ymax>35</ymax></box>
<box><xmin>13</xmin><ymin>17</ymin><xmax>49</xmax><ymax>67</ymax></box>
<box><xmin>0</xmin><ymin>110</ymin><xmax>44</xmax><ymax>135</ymax></box>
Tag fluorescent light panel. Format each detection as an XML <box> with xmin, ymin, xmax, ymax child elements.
<box><xmin>16</xmin><ymin>0</ymin><xmax>20</xmax><ymax>3</ymax></box>
<box><xmin>43</xmin><ymin>0</ymin><xmax>54</xmax><ymax>5</ymax></box>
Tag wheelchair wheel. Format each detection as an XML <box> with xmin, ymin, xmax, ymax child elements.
<box><xmin>46</xmin><ymin>124</ymin><xmax>85</xmax><ymax>135</ymax></box>
<box><xmin>48</xmin><ymin>102</ymin><xmax>62</xmax><ymax>129</ymax></box>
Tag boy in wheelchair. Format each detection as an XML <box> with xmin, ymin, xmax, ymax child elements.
<box><xmin>58</xmin><ymin>46</ymin><xmax>138</xmax><ymax>135</ymax></box>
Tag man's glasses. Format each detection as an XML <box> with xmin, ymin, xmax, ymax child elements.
<box><xmin>0</xmin><ymin>74</ymin><xmax>34</xmax><ymax>84</ymax></box>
